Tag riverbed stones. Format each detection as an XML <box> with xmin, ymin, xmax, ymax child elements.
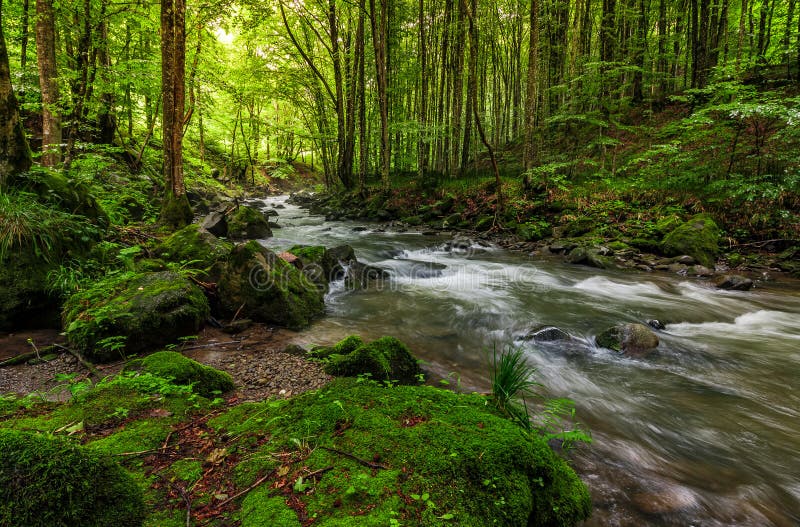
<box><xmin>661</xmin><ymin>214</ymin><xmax>721</xmax><ymax>268</ymax></box>
<box><xmin>714</xmin><ymin>274</ymin><xmax>754</xmax><ymax>291</ymax></box>
<box><xmin>596</xmin><ymin>323</ymin><xmax>659</xmax><ymax>353</ymax></box>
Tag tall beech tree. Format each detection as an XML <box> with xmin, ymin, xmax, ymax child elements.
<box><xmin>35</xmin><ymin>0</ymin><xmax>61</xmax><ymax>167</ymax></box>
<box><xmin>160</xmin><ymin>0</ymin><xmax>191</xmax><ymax>227</ymax></box>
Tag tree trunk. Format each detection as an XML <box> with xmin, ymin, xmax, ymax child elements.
<box><xmin>370</xmin><ymin>0</ymin><xmax>391</xmax><ymax>188</ymax></box>
<box><xmin>523</xmin><ymin>0</ymin><xmax>539</xmax><ymax>169</ymax></box>
<box><xmin>35</xmin><ymin>0</ymin><xmax>61</xmax><ymax>167</ymax></box>
<box><xmin>160</xmin><ymin>0</ymin><xmax>191</xmax><ymax>228</ymax></box>
<box><xmin>418</xmin><ymin>0</ymin><xmax>429</xmax><ymax>181</ymax></box>
<box><xmin>0</xmin><ymin>0</ymin><xmax>32</xmax><ymax>183</ymax></box>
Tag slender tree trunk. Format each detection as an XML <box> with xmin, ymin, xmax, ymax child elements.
<box><xmin>21</xmin><ymin>0</ymin><xmax>29</xmax><ymax>69</ymax></box>
<box><xmin>1</xmin><ymin>0</ymin><xmax>32</xmax><ymax>183</ymax></box>
<box><xmin>451</xmin><ymin>0</ymin><xmax>466</xmax><ymax>172</ymax></box>
<box><xmin>523</xmin><ymin>0</ymin><xmax>539</xmax><ymax>169</ymax></box>
<box><xmin>370</xmin><ymin>0</ymin><xmax>390</xmax><ymax>188</ymax></box>
<box><xmin>356</xmin><ymin>0</ymin><xmax>367</xmax><ymax>192</ymax></box>
<box><xmin>160</xmin><ymin>0</ymin><xmax>191</xmax><ymax>227</ymax></box>
<box><xmin>35</xmin><ymin>0</ymin><xmax>61</xmax><ymax>167</ymax></box>
<box><xmin>418</xmin><ymin>0</ymin><xmax>429</xmax><ymax>181</ymax></box>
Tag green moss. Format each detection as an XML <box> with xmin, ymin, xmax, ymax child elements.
<box><xmin>228</xmin><ymin>205</ymin><xmax>272</xmax><ymax>239</ymax></box>
<box><xmin>63</xmin><ymin>271</ymin><xmax>210</xmax><ymax>362</ymax></box>
<box><xmin>160</xmin><ymin>193</ymin><xmax>193</xmax><ymax>229</ymax></box>
<box><xmin>170</xmin><ymin>459</ymin><xmax>204</xmax><ymax>483</ymax></box>
<box><xmin>142</xmin><ymin>510</ymin><xmax>186</xmax><ymax>527</ymax></box>
<box><xmin>217</xmin><ymin>242</ymin><xmax>324</xmax><ymax>330</ymax></box>
<box><xmin>241</xmin><ymin>490</ymin><xmax>302</xmax><ymax>527</ymax></box>
<box><xmin>155</xmin><ymin>224</ymin><xmax>232</xmax><ymax>271</ymax></box>
<box><xmin>88</xmin><ymin>418</ymin><xmax>173</xmax><ymax>456</ymax></box>
<box><xmin>211</xmin><ymin>379</ymin><xmax>591</xmax><ymax>527</ymax></box>
<box><xmin>288</xmin><ymin>244</ymin><xmax>326</xmax><ymax>263</ymax></box>
<box><xmin>323</xmin><ymin>336</ymin><xmax>422</xmax><ymax>384</ymax></box>
<box><xmin>139</xmin><ymin>351</ymin><xmax>235</xmax><ymax>397</ymax></box>
<box><xmin>562</xmin><ymin>217</ymin><xmax>595</xmax><ymax>238</ymax></box>
<box><xmin>0</xmin><ymin>429</ymin><xmax>145</xmax><ymax>527</ymax></box>
<box><xmin>661</xmin><ymin>213</ymin><xmax>721</xmax><ymax>267</ymax></box>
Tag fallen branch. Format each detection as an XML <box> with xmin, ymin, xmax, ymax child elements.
<box><xmin>730</xmin><ymin>238</ymin><xmax>798</xmax><ymax>248</ymax></box>
<box><xmin>321</xmin><ymin>446</ymin><xmax>388</xmax><ymax>470</ymax></box>
<box><xmin>0</xmin><ymin>351</ymin><xmax>38</xmax><ymax>367</ymax></box>
<box><xmin>53</xmin><ymin>344</ymin><xmax>101</xmax><ymax>377</ymax></box>
<box><xmin>305</xmin><ymin>465</ymin><xmax>334</xmax><ymax>479</ymax></box>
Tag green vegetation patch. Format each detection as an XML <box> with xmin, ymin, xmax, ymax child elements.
<box><xmin>63</xmin><ymin>271</ymin><xmax>210</xmax><ymax>362</ymax></box>
<box><xmin>227</xmin><ymin>205</ymin><xmax>272</xmax><ymax>239</ymax></box>
<box><xmin>210</xmin><ymin>378</ymin><xmax>591</xmax><ymax>526</ymax></box>
<box><xmin>0</xmin><ymin>429</ymin><xmax>145</xmax><ymax>527</ymax></box>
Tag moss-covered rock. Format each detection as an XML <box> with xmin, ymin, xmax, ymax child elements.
<box><xmin>63</xmin><ymin>271</ymin><xmax>210</xmax><ymax>362</ymax></box>
<box><xmin>227</xmin><ymin>205</ymin><xmax>272</xmax><ymax>239</ymax></box>
<box><xmin>155</xmin><ymin>224</ymin><xmax>233</xmax><ymax>272</ymax></box>
<box><xmin>17</xmin><ymin>168</ymin><xmax>108</xmax><ymax>224</ymax></box>
<box><xmin>210</xmin><ymin>379</ymin><xmax>592</xmax><ymax>527</ymax></box>
<box><xmin>596</xmin><ymin>323</ymin><xmax>659</xmax><ymax>353</ymax></box>
<box><xmin>0</xmin><ymin>429</ymin><xmax>145</xmax><ymax>527</ymax></box>
<box><xmin>217</xmin><ymin>242</ymin><xmax>324</xmax><ymax>329</ymax></box>
<box><xmin>139</xmin><ymin>351</ymin><xmax>235</xmax><ymax>397</ymax></box>
<box><xmin>322</xmin><ymin>335</ymin><xmax>422</xmax><ymax>384</ymax></box>
<box><xmin>160</xmin><ymin>193</ymin><xmax>193</xmax><ymax>229</ymax></box>
<box><xmin>661</xmin><ymin>214</ymin><xmax>721</xmax><ymax>268</ymax></box>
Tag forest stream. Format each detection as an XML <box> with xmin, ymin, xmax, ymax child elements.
<box><xmin>252</xmin><ymin>194</ymin><xmax>800</xmax><ymax>527</ymax></box>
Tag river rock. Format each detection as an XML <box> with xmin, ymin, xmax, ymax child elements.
<box><xmin>566</xmin><ymin>246</ymin><xmax>615</xmax><ymax>269</ymax></box>
<box><xmin>596</xmin><ymin>323</ymin><xmax>659</xmax><ymax>354</ymax></box>
<box><xmin>688</xmin><ymin>264</ymin><xmax>713</xmax><ymax>277</ymax></box>
<box><xmin>714</xmin><ymin>274</ymin><xmax>754</xmax><ymax>291</ymax></box>
<box><xmin>646</xmin><ymin>319</ymin><xmax>666</xmax><ymax>330</ymax></box>
<box><xmin>217</xmin><ymin>242</ymin><xmax>324</xmax><ymax>330</ymax></box>
<box><xmin>661</xmin><ymin>214</ymin><xmax>721</xmax><ymax>268</ymax></box>
<box><xmin>155</xmin><ymin>224</ymin><xmax>233</xmax><ymax>274</ymax></box>
<box><xmin>227</xmin><ymin>205</ymin><xmax>273</xmax><ymax>239</ymax></box>
<box><xmin>201</xmin><ymin>210</ymin><xmax>228</xmax><ymax>237</ymax></box>
<box><xmin>523</xmin><ymin>326</ymin><xmax>572</xmax><ymax>342</ymax></box>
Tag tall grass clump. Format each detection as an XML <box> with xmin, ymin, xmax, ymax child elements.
<box><xmin>489</xmin><ymin>343</ymin><xmax>540</xmax><ymax>429</ymax></box>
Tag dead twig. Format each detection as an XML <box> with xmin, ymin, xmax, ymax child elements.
<box><xmin>321</xmin><ymin>446</ymin><xmax>388</xmax><ymax>470</ymax></box>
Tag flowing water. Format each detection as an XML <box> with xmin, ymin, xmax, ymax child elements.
<box><xmin>255</xmin><ymin>195</ymin><xmax>800</xmax><ymax>526</ymax></box>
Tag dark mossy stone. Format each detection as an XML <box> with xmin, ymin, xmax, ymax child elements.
<box><xmin>0</xmin><ymin>250</ymin><xmax>60</xmax><ymax>331</ymax></box>
<box><xmin>596</xmin><ymin>323</ymin><xmax>659</xmax><ymax>353</ymax></box>
<box><xmin>516</xmin><ymin>220</ymin><xmax>552</xmax><ymax>241</ymax></box>
<box><xmin>227</xmin><ymin>205</ymin><xmax>272</xmax><ymax>239</ymax></box>
<box><xmin>713</xmin><ymin>274</ymin><xmax>754</xmax><ymax>291</ymax></box>
<box><xmin>209</xmin><ymin>378</ymin><xmax>592</xmax><ymax>527</ymax></box>
<box><xmin>0</xmin><ymin>429</ymin><xmax>145</xmax><ymax>527</ymax></box>
<box><xmin>475</xmin><ymin>215</ymin><xmax>494</xmax><ymax>231</ymax></box>
<box><xmin>155</xmin><ymin>224</ymin><xmax>233</xmax><ymax>273</ymax></box>
<box><xmin>323</xmin><ymin>336</ymin><xmax>422</xmax><ymax>384</ymax></box>
<box><xmin>653</xmin><ymin>214</ymin><xmax>682</xmax><ymax>236</ymax></box>
<box><xmin>402</xmin><ymin>215</ymin><xmax>423</xmax><ymax>226</ymax></box>
<box><xmin>562</xmin><ymin>217</ymin><xmax>595</xmax><ymax>238</ymax></box>
<box><xmin>661</xmin><ymin>214</ymin><xmax>721</xmax><ymax>268</ymax></box>
<box><xmin>217</xmin><ymin>242</ymin><xmax>324</xmax><ymax>330</ymax></box>
<box><xmin>629</xmin><ymin>237</ymin><xmax>661</xmax><ymax>253</ymax></box>
<box><xmin>160</xmin><ymin>193</ymin><xmax>193</xmax><ymax>229</ymax></box>
<box><xmin>63</xmin><ymin>271</ymin><xmax>210</xmax><ymax>362</ymax></box>
<box><xmin>140</xmin><ymin>351</ymin><xmax>234</xmax><ymax>397</ymax></box>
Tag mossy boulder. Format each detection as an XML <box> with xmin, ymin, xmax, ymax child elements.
<box><xmin>217</xmin><ymin>241</ymin><xmax>324</xmax><ymax>329</ymax></box>
<box><xmin>139</xmin><ymin>351</ymin><xmax>235</xmax><ymax>397</ymax></box>
<box><xmin>63</xmin><ymin>271</ymin><xmax>210</xmax><ymax>362</ymax></box>
<box><xmin>209</xmin><ymin>379</ymin><xmax>592</xmax><ymax>526</ymax></box>
<box><xmin>18</xmin><ymin>168</ymin><xmax>108</xmax><ymax>224</ymax></box>
<box><xmin>319</xmin><ymin>335</ymin><xmax>422</xmax><ymax>384</ymax></box>
<box><xmin>661</xmin><ymin>214</ymin><xmax>721</xmax><ymax>268</ymax></box>
<box><xmin>0</xmin><ymin>429</ymin><xmax>145</xmax><ymax>527</ymax></box>
<box><xmin>227</xmin><ymin>205</ymin><xmax>272</xmax><ymax>239</ymax></box>
<box><xmin>155</xmin><ymin>224</ymin><xmax>233</xmax><ymax>272</ymax></box>
<box><xmin>596</xmin><ymin>323</ymin><xmax>659</xmax><ymax>354</ymax></box>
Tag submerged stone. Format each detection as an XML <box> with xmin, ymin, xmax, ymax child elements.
<box><xmin>596</xmin><ymin>323</ymin><xmax>659</xmax><ymax>354</ymax></box>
